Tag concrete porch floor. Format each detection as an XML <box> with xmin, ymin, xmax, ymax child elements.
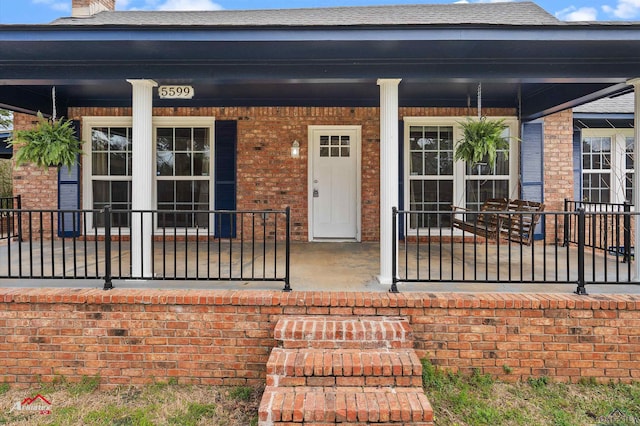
<box><xmin>1</xmin><ymin>241</ymin><xmax>640</xmax><ymax>294</ymax></box>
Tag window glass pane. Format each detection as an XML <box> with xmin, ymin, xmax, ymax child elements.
<box><xmin>92</xmin><ymin>153</ymin><xmax>108</xmax><ymax>176</ymax></box>
<box><xmin>176</xmin><ymin>181</ymin><xmax>192</xmax><ymax>203</ymax></box>
<box><xmin>157</xmin><ymin>180</ymin><xmax>174</xmax><ymax>203</ymax></box>
<box><xmin>193</xmin><ymin>128</ymin><xmax>209</xmax><ymax>151</ymax></box>
<box><xmin>110</xmin><ymin>152</ymin><xmax>127</xmax><ymax>176</ymax></box>
<box><xmin>320</xmin><ymin>147</ymin><xmax>329</xmax><ymax>157</ymax></box>
<box><xmin>320</xmin><ymin>136</ymin><xmax>329</xmax><ymax>146</ymax></box>
<box><xmin>92</xmin><ymin>128</ymin><xmax>109</xmax><ymax>151</ymax></box>
<box><xmin>410</xmin><ymin>152</ymin><xmax>423</xmax><ymax>175</ymax></box>
<box><xmin>157</xmin><ymin>128</ymin><xmax>173</xmax><ymax>151</ymax></box>
<box><xmin>423</xmin><ymin>153</ymin><xmax>438</xmax><ymax>176</ymax></box>
<box><xmin>175</xmin><ymin>153</ymin><xmax>191</xmax><ymax>175</ymax></box>
<box><xmin>109</xmin><ymin>128</ymin><xmax>129</xmax><ymax>151</ymax></box>
<box><xmin>175</xmin><ymin>128</ymin><xmax>192</xmax><ymax>151</ymax></box>
<box><xmin>341</xmin><ymin>147</ymin><xmax>350</xmax><ymax>157</ymax></box>
<box><xmin>157</xmin><ymin>152</ymin><xmax>174</xmax><ymax>176</ymax></box>
<box><xmin>193</xmin><ymin>153</ymin><xmax>210</xmax><ymax>176</ymax></box>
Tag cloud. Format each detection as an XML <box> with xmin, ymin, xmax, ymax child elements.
<box><xmin>555</xmin><ymin>6</ymin><xmax>598</xmax><ymax>21</ymax></box>
<box><xmin>157</xmin><ymin>0</ymin><xmax>223</xmax><ymax>11</ymax></box>
<box><xmin>454</xmin><ymin>0</ymin><xmax>515</xmax><ymax>3</ymax></box>
<box><xmin>117</xmin><ymin>0</ymin><xmax>223</xmax><ymax>11</ymax></box>
<box><xmin>31</xmin><ymin>0</ymin><xmax>70</xmax><ymax>12</ymax></box>
<box><xmin>603</xmin><ymin>0</ymin><xmax>640</xmax><ymax>19</ymax></box>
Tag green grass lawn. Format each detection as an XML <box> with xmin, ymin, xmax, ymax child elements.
<box><xmin>1</xmin><ymin>365</ymin><xmax>639</xmax><ymax>425</ymax></box>
<box><xmin>422</xmin><ymin>359</ymin><xmax>640</xmax><ymax>426</ymax></box>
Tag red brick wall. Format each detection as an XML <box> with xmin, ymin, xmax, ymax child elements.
<box><xmin>0</xmin><ymin>289</ymin><xmax>637</xmax><ymax>389</ymax></box>
<box><xmin>542</xmin><ymin>110</ymin><xmax>575</xmax><ymax>243</ymax></box>
<box><xmin>543</xmin><ymin>110</ymin><xmax>574</xmax><ymax>211</ymax></box>
<box><xmin>67</xmin><ymin>106</ymin><xmax>514</xmax><ymax>242</ymax></box>
<box><xmin>11</xmin><ymin>113</ymin><xmax>59</xmax><ymax>236</ymax></box>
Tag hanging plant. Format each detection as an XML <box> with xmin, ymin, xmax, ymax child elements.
<box><xmin>454</xmin><ymin>117</ymin><xmax>512</xmax><ymax>171</ymax></box>
<box><xmin>8</xmin><ymin>112</ymin><xmax>82</xmax><ymax>170</ymax></box>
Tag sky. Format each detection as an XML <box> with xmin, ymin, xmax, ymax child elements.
<box><xmin>0</xmin><ymin>0</ymin><xmax>639</xmax><ymax>24</ymax></box>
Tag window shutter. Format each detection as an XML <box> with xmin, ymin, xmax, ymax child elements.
<box><xmin>57</xmin><ymin>120</ymin><xmax>81</xmax><ymax>237</ymax></box>
<box><xmin>214</xmin><ymin>120</ymin><xmax>237</xmax><ymax>238</ymax></box>
<box><xmin>573</xmin><ymin>128</ymin><xmax>582</xmax><ymax>202</ymax></box>
<box><xmin>520</xmin><ymin>121</ymin><xmax>544</xmax><ymax>240</ymax></box>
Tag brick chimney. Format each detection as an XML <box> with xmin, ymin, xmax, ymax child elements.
<box><xmin>72</xmin><ymin>0</ymin><xmax>116</xmax><ymax>18</ymax></box>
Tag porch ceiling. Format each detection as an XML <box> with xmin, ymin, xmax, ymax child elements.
<box><xmin>0</xmin><ymin>25</ymin><xmax>639</xmax><ymax>120</ymax></box>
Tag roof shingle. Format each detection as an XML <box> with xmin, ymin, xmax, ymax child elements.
<box><xmin>51</xmin><ymin>2</ymin><xmax>562</xmax><ymax>27</ymax></box>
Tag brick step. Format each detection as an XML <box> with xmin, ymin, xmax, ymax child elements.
<box><xmin>258</xmin><ymin>386</ymin><xmax>433</xmax><ymax>425</ymax></box>
<box><xmin>273</xmin><ymin>316</ymin><xmax>413</xmax><ymax>349</ymax></box>
<box><xmin>266</xmin><ymin>347</ymin><xmax>422</xmax><ymax>387</ymax></box>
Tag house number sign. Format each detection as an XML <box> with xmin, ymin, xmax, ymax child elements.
<box><xmin>158</xmin><ymin>85</ymin><xmax>194</xmax><ymax>99</ymax></box>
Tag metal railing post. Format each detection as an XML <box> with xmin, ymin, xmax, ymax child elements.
<box><xmin>563</xmin><ymin>198</ymin><xmax>569</xmax><ymax>246</ymax></box>
<box><xmin>283</xmin><ymin>206</ymin><xmax>292</xmax><ymax>292</ymax></box>
<box><xmin>624</xmin><ymin>202</ymin><xmax>631</xmax><ymax>263</ymax></box>
<box><xmin>16</xmin><ymin>195</ymin><xmax>22</xmax><ymax>241</ymax></box>
<box><xmin>103</xmin><ymin>206</ymin><xmax>113</xmax><ymax>290</ymax></box>
<box><xmin>390</xmin><ymin>207</ymin><xmax>399</xmax><ymax>293</ymax></box>
<box><xmin>575</xmin><ymin>208</ymin><xmax>588</xmax><ymax>295</ymax></box>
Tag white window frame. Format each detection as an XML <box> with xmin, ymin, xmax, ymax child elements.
<box><xmin>82</xmin><ymin>116</ymin><xmax>215</xmax><ymax>233</ymax></box>
<box><xmin>403</xmin><ymin>116</ymin><xmax>519</xmax><ymax>235</ymax></box>
<box><xmin>153</xmin><ymin>117</ymin><xmax>215</xmax><ymax>233</ymax></box>
<box><xmin>581</xmin><ymin>128</ymin><xmax>635</xmax><ymax>205</ymax></box>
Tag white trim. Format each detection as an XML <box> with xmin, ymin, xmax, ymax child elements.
<box><xmin>403</xmin><ymin>116</ymin><xmax>520</xmax><ymax>236</ymax></box>
<box><xmin>307</xmin><ymin>125</ymin><xmax>362</xmax><ymax>242</ymax></box>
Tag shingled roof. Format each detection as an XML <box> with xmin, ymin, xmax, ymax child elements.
<box><xmin>574</xmin><ymin>93</ymin><xmax>635</xmax><ymax>114</ymax></box>
<box><xmin>51</xmin><ymin>2</ymin><xmax>563</xmax><ymax>27</ymax></box>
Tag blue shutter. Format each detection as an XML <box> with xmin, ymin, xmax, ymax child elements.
<box><xmin>214</xmin><ymin>120</ymin><xmax>237</xmax><ymax>238</ymax></box>
<box><xmin>58</xmin><ymin>120</ymin><xmax>81</xmax><ymax>237</ymax></box>
<box><xmin>573</xmin><ymin>128</ymin><xmax>582</xmax><ymax>202</ymax></box>
<box><xmin>520</xmin><ymin>121</ymin><xmax>544</xmax><ymax>240</ymax></box>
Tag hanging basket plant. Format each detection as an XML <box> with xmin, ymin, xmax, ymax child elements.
<box><xmin>454</xmin><ymin>116</ymin><xmax>512</xmax><ymax>171</ymax></box>
<box><xmin>8</xmin><ymin>112</ymin><xmax>82</xmax><ymax>170</ymax></box>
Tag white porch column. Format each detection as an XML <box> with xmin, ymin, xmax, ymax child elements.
<box><xmin>630</xmin><ymin>78</ymin><xmax>640</xmax><ymax>281</ymax></box>
<box><xmin>127</xmin><ymin>79</ymin><xmax>157</xmax><ymax>278</ymax></box>
<box><xmin>377</xmin><ymin>78</ymin><xmax>402</xmax><ymax>285</ymax></box>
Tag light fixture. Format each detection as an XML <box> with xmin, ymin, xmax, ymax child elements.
<box><xmin>291</xmin><ymin>140</ymin><xmax>300</xmax><ymax>158</ymax></box>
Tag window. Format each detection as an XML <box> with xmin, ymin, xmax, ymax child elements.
<box><xmin>156</xmin><ymin>126</ymin><xmax>211</xmax><ymax>228</ymax></box>
<box><xmin>581</xmin><ymin>129</ymin><xmax>634</xmax><ymax>204</ymax></box>
<box><xmin>408</xmin><ymin>125</ymin><xmax>454</xmax><ymax>228</ymax></box>
<box><xmin>85</xmin><ymin>122</ymin><xmax>133</xmax><ymax>227</ymax></box>
<box><xmin>404</xmin><ymin>117</ymin><xmax>518</xmax><ymax>232</ymax></box>
<box><xmin>82</xmin><ymin>117</ymin><xmax>214</xmax><ymax>231</ymax></box>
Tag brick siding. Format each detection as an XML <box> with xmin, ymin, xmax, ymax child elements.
<box><xmin>63</xmin><ymin>106</ymin><xmax>513</xmax><ymax>242</ymax></box>
<box><xmin>0</xmin><ymin>289</ymin><xmax>637</xmax><ymax>389</ymax></box>
<box><xmin>11</xmin><ymin>113</ymin><xmax>59</xmax><ymax>236</ymax></box>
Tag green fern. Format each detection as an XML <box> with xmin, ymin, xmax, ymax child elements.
<box><xmin>8</xmin><ymin>112</ymin><xmax>82</xmax><ymax>170</ymax></box>
<box><xmin>454</xmin><ymin>117</ymin><xmax>512</xmax><ymax>171</ymax></box>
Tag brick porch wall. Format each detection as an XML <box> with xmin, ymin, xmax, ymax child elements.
<box><xmin>0</xmin><ymin>289</ymin><xmax>638</xmax><ymax>389</ymax></box>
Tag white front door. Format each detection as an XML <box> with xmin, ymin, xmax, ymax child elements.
<box><xmin>309</xmin><ymin>126</ymin><xmax>361</xmax><ymax>241</ymax></box>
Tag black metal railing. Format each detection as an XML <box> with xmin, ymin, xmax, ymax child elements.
<box><xmin>564</xmin><ymin>199</ymin><xmax>632</xmax><ymax>262</ymax></box>
<box><xmin>0</xmin><ymin>207</ymin><xmax>291</xmax><ymax>291</ymax></box>
<box><xmin>392</xmin><ymin>207</ymin><xmax>637</xmax><ymax>294</ymax></box>
<box><xmin>0</xmin><ymin>195</ymin><xmax>21</xmax><ymax>241</ymax></box>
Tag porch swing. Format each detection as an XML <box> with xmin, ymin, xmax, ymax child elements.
<box><xmin>450</xmin><ymin>83</ymin><xmax>545</xmax><ymax>245</ymax></box>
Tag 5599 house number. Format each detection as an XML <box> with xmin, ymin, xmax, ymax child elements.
<box><xmin>158</xmin><ymin>85</ymin><xmax>194</xmax><ymax>99</ymax></box>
